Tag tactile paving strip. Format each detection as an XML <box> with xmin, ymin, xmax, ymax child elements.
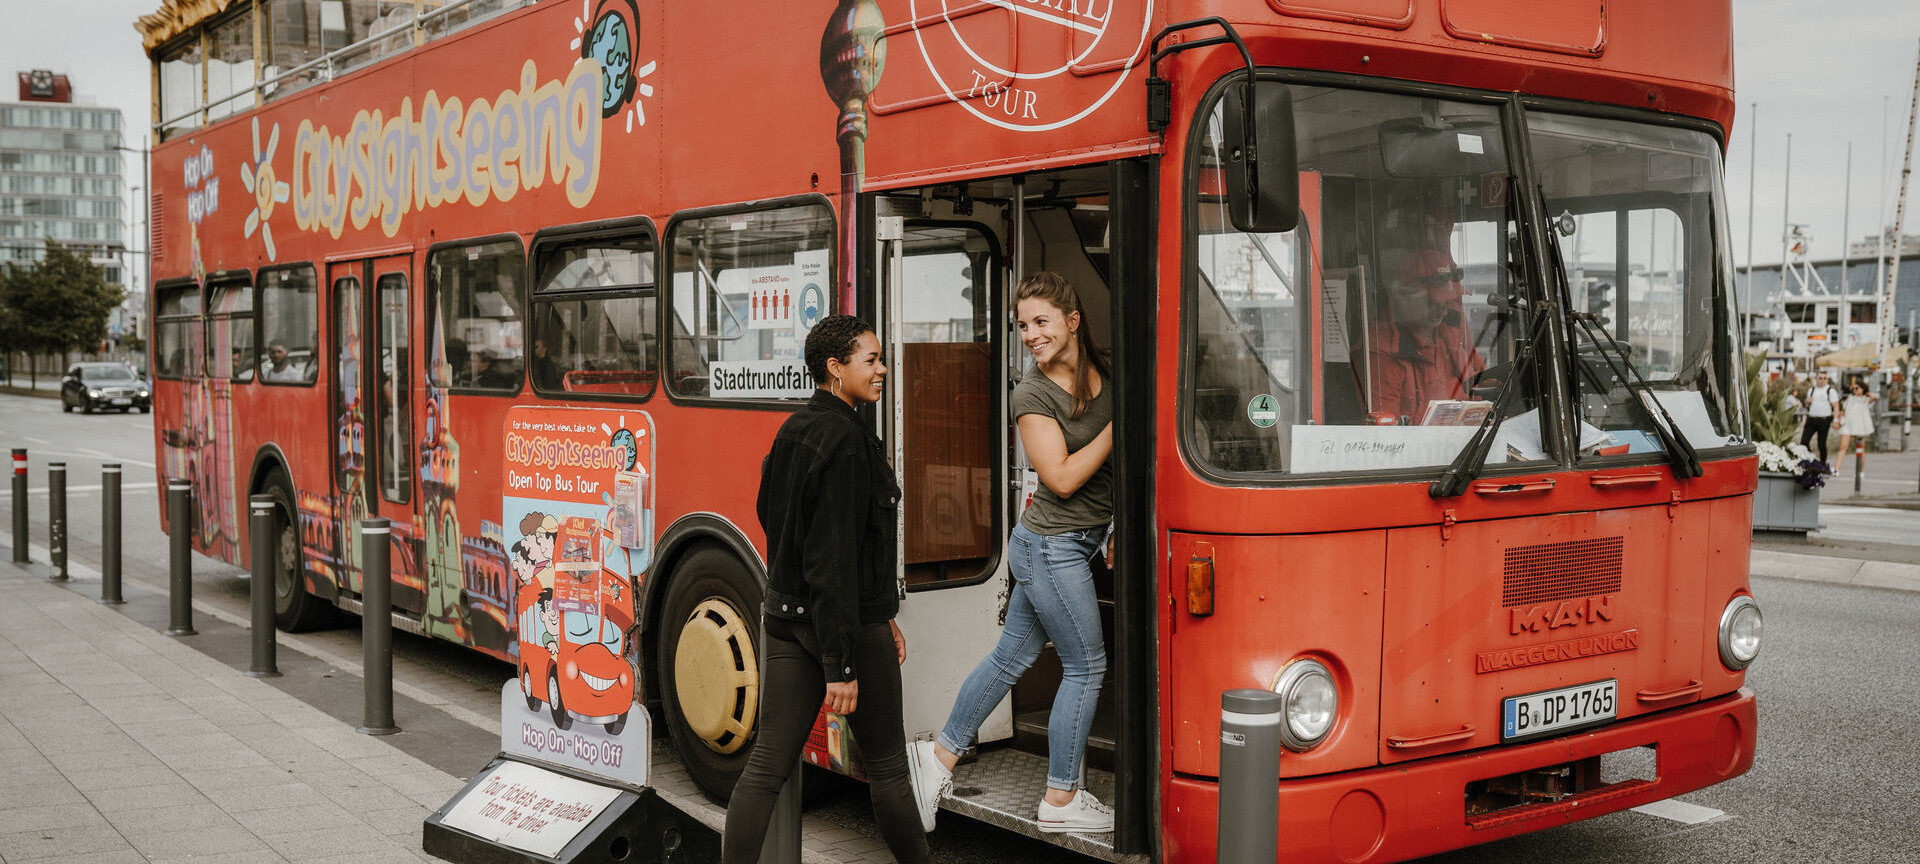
<box><xmin>938</xmin><ymin>747</ymin><xmax>1142</xmax><ymax>864</ymax></box>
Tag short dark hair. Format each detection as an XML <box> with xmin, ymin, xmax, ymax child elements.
<box><xmin>805</xmin><ymin>315</ymin><xmax>873</xmax><ymax>385</ymax></box>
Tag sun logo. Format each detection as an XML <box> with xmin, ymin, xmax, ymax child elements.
<box><xmin>240</xmin><ymin>117</ymin><xmax>291</xmax><ymax>260</ymax></box>
<box><xmin>571</xmin><ymin>0</ymin><xmax>656</xmax><ymax>133</ymax></box>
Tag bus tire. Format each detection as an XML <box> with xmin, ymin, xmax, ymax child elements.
<box><xmin>657</xmin><ymin>545</ymin><xmax>762</xmax><ymax>803</ymax></box>
<box><xmin>265</xmin><ymin>473</ymin><xmax>332</xmax><ymax>632</ymax></box>
<box><xmin>520</xmin><ymin>662</ymin><xmax>540</xmax><ymax>712</ymax></box>
<box><xmin>547</xmin><ymin>667</ymin><xmax>572</xmax><ymax>730</ymax></box>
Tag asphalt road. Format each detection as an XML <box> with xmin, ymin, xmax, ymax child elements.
<box><xmin>3</xmin><ymin>392</ymin><xmax>1915</xmax><ymax>864</ymax></box>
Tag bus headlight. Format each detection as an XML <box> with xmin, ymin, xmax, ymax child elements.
<box><xmin>1272</xmin><ymin>658</ymin><xmax>1338</xmax><ymax>751</ymax></box>
<box><xmin>1718</xmin><ymin>595</ymin><xmax>1763</xmax><ymax>670</ymax></box>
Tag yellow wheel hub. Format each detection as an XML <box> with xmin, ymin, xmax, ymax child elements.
<box><xmin>674</xmin><ymin>598</ymin><xmax>759</xmax><ymax>754</ymax></box>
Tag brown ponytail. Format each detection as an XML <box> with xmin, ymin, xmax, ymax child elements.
<box><xmin>1014</xmin><ymin>272</ymin><xmax>1110</xmax><ymax>418</ymax></box>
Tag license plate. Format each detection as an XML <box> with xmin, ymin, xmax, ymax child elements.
<box><xmin>111</xmin><ymin>398</ymin><xmax>131</xmax><ymax>405</ymax></box>
<box><xmin>1501</xmin><ymin>679</ymin><xmax>1617</xmax><ymax>741</ymax></box>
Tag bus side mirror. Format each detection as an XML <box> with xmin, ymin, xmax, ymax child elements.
<box><xmin>1222</xmin><ymin>80</ymin><xmax>1299</xmax><ymax>234</ymax></box>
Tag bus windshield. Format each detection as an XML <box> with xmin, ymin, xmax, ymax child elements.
<box><xmin>1529</xmin><ymin>112</ymin><xmax>1744</xmax><ymax>459</ymax></box>
<box><xmin>1187</xmin><ymin>85</ymin><xmax>1543</xmax><ymax>478</ymax></box>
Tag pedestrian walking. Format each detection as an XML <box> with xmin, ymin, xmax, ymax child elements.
<box><xmin>1800</xmin><ymin>370</ymin><xmax>1841</xmax><ymax>464</ymax></box>
<box><xmin>1834</xmin><ymin>379</ymin><xmax>1877</xmax><ymax>474</ymax></box>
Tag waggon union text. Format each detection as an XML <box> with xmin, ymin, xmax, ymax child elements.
<box><xmin>1476</xmin><ymin>629</ymin><xmax>1639</xmax><ymax>674</ymax></box>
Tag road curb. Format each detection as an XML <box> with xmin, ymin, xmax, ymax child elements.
<box><xmin>1751</xmin><ymin>548</ymin><xmax>1920</xmax><ymax>593</ymax></box>
<box><xmin>0</xmin><ymin>385</ymin><xmax>59</xmax><ymax>400</ymax></box>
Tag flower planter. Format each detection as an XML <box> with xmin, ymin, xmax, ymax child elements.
<box><xmin>1752</xmin><ymin>471</ymin><xmax>1821</xmax><ymax>533</ymax></box>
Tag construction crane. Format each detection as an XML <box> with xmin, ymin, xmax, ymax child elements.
<box><xmin>1881</xmin><ymin>42</ymin><xmax>1919</xmax><ymax>356</ymax></box>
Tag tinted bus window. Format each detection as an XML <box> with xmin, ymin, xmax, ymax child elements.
<box><xmin>668</xmin><ymin>203</ymin><xmax>832</xmax><ymax>400</ymax></box>
<box><xmin>531</xmin><ymin>230</ymin><xmax>657</xmax><ymax>399</ymax></box>
<box><xmin>154</xmin><ymin>283</ymin><xmax>201</xmax><ymax>379</ymax></box>
<box><xmin>209</xmin><ymin>279</ymin><xmax>254</xmax><ymax>382</ymax></box>
<box><xmin>429</xmin><ymin>238</ymin><xmax>526</xmax><ymax>392</ymax></box>
<box><xmin>259</xmin><ymin>265</ymin><xmax>319</xmax><ymax>385</ymax></box>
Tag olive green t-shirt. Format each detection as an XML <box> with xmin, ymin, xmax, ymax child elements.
<box><xmin>1014</xmin><ymin>365</ymin><xmax>1114</xmax><ymax>535</ymax></box>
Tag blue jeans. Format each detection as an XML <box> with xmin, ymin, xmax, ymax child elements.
<box><xmin>938</xmin><ymin>523</ymin><xmax>1107</xmax><ymax>791</ymax></box>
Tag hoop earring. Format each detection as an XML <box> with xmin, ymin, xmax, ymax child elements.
<box><xmin>831</xmin><ymin>375</ymin><xmax>842</xmax><ymax>396</ymax></box>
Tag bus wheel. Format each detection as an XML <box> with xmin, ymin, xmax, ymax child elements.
<box><xmin>266</xmin><ymin>473</ymin><xmax>332</xmax><ymax>632</ymax></box>
<box><xmin>657</xmin><ymin>545</ymin><xmax>762</xmax><ymax>802</ymax></box>
<box><xmin>547</xmin><ymin>668</ymin><xmax>572</xmax><ymax>731</ymax></box>
<box><xmin>520</xmin><ymin>663</ymin><xmax>540</xmax><ymax>712</ymax></box>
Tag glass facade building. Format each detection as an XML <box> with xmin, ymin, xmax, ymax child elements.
<box><xmin>0</xmin><ymin>92</ymin><xmax>127</xmax><ymax>291</ymax></box>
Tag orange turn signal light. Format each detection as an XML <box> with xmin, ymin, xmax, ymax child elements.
<box><xmin>1187</xmin><ymin>550</ymin><xmax>1215</xmax><ymax>617</ymax></box>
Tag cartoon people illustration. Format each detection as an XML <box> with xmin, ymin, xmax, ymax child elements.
<box><xmin>538</xmin><ymin>587</ymin><xmax>560</xmax><ymax>659</ymax></box>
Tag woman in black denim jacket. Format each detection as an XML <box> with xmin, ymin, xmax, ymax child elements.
<box><xmin>722</xmin><ymin>315</ymin><xmax>930</xmax><ymax>864</ymax></box>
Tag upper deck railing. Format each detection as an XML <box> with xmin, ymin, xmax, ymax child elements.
<box><xmin>152</xmin><ymin>0</ymin><xmax>531</xmax><ymax>139</ymax></box>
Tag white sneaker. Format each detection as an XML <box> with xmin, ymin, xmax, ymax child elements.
<box><xmin>1036</xmin><ymin>789</ymin><xmax>1113</xmax><ymax>834</ymax></box>
<box><xmin>905</xmin><ymin>739</ymin><xmax>951</xmax><ymax>833</ymax></box>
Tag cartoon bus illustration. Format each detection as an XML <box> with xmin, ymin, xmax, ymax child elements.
<box><xmin>516</xmin><ymin>525</ymin><xmax>638</xmax><ymax>735</ymax></box>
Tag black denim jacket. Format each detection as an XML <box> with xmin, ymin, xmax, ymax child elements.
<box><xmin>757</xmin><ymin>390</ymin><xmax>901</xmax><ymax>683</ymax></box>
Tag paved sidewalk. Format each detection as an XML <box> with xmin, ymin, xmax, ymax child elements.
<box><xmin>0</xmin><ymin>557</ymin><xmax>463</xmax><ymax>863</ymax></box>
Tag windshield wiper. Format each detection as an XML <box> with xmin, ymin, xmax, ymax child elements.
<box><xmin>1429</xmin><ymin>338</ymin><xmax>1535</xmax><ymax>498</ymax></box>
<box><xmin>1431</xmin><ymin>176</ymin><xmax>1535</xmax><ymax>499</ymax></box>
<box><xmin>1540</xmin><ymin>195</ymin><xmax>1702</xmax><ymax>479</ymax></box>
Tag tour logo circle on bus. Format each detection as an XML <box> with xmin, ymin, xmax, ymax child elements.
<box><xmin>909</xmin><ymin>0</ymin><xmax>1154</xmax><ymax>132</ymax></box>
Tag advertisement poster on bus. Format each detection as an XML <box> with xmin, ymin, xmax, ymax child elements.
<box><xmin>499</xmin><ymin>406</ymin><xmax>653</xmax><ymax>787</ymax></box>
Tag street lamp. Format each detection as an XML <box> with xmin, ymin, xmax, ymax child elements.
<box><xmin>113</xmin><ymin>141</ymin><xmax>150</xmax><ymax>366</ymax></box>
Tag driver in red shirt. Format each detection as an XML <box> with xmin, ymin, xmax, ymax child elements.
<box><xmin>1359</xmin><ymin>248</ymin><xmax>1485</xmax><ymax>422</ymax></box>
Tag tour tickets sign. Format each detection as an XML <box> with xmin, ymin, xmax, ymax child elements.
<box><xmin>437</xmin><ymin>759</ymin><xmax>623</xmax><ymax>858</ymax></box>
<box><xmin>500</xmin><ymin>406</ymin><xmax>654</xmax><ymax>787</ymax></box>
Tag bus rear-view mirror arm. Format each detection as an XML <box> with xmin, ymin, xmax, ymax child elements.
<box><xmin>1146</xmin><ymin>17</ymin><xmax>1300</xmax><ymax>235</ymax></box>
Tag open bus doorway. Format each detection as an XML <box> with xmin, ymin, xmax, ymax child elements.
<box><xmin>877</xmin><ymin>164</ymin><xmax>1143</xmax><ymax>857</ymax></box>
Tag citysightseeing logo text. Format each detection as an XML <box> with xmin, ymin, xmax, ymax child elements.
<box><xmin>505</xmin><ymin>432</ymin><xmax>630</xmax><ymax>472</ymax></box>
<box><xmin>290</xmin><ymin>58</ymin><xmax>603</xmax><ymax>240</ymax></box>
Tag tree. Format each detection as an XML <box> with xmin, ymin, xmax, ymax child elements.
<box><xmin>0</xmin><ymin>242</ymin><xmax>126</xmax><ymax>384</ymax></box>
<box><xmin>1745</xmin><ymin>352</ymin><xmax>1798</xmax><ymax>447</ymax></box>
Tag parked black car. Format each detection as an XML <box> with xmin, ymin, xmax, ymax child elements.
<box><xmin>61</xmin><ymin>363</ymin><xmax>151</xmax><ymax>414</ymax></box>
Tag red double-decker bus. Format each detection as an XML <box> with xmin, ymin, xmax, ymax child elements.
<box><xmin>141</xmin><ymin>1</ymin><xmax>1759</xmax><ymax>860</ymax></box>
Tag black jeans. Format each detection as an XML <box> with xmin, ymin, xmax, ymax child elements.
<box><xmin>1801</xmin><ymin>416</ymin><xmax>1834</xmax><ymax>463</ymax></box>
<box><xmin>721</xmin><ymin>618</ymin><xmax>928</xmax><ymax>864</ymax></box>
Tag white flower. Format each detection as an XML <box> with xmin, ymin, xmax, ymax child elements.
<box><xmin>1755</xmin><ymin>441</ymin><xmax>1795</xmax><ymax>473</ymax></box>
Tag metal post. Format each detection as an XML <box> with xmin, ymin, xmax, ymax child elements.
<box><xmin>247</xmin><ymin>494</ymin><xmax>281</xmax><ymax>678</ymax></box>
<box><xmin>47</xmin><ymin>462</ymin><xmax>67</xmax><ymax>581</ymax></box>
<box><xmin>11</xmin><ymin>448</ymin><xmax>26</xmax><ymax>564</ymax></box>
<box><xmin>1855</xmin><ymin>439</ymin><xmax>1865</xmax><ymax>495</ymax></box>
<box><xmin>165</xmin><ymin>480</ymin><xmax>196</xmax><ymax>636</ymax></box>
<box><xmin>1217</xmin><ymin>689</ymin><xmax>1282</xmax><ymax>864</ymax></box>
<box><xmin>759</xmin><ymin>617</ymin><xmax>802</xmax><ymax>864</ymax></box>
<box><xmin>100</xmin><ymin>464</ymin><xmax>123</xmax><ymax>604</ymax></box>
<box><xmin>358</xmin><ymin>517</ymin><xmax>399</xmax><ymax>735</ymax></box>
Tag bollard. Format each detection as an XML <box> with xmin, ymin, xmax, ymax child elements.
<box><xmin>1217</xmin><ymin>689</ymin><xmax>1282</xmax><ymax>864</ymax></box>
<box><xmin>758</xmin><ymin>759</ymin><xmax>804</xmax><ymax>864</ymax></box>
<box><xmin>165</xmin><ymin>480</ymin><xmax>197</xmax><ymax>636</ymax></box>
<box><xmin>759</xmin><ymin>616</ymin><xmax>802</xmax><ymax>864</ymax></box>
<box><xmin>246</xmin><ymin>495</ymin><xmax>281</xmax><ymax>677</ymax></box>
<box><xmin>99</xmin><ymin>464</ymin><xmax>123</xmax><ymax>604</ymax></box>
<box><xmin>1854</xmin><ymin>440</ymin><xmax>1865</xmax><ymax>495</ymax></box>
<box><xmin>47</xmin><ymin>462</ymin><xmax>67</xmax><ymax>581</ymax></box>
<box><xmin>358</xmin><ymin>517</ymin><xmax>400</xmax><ymax>735</ymax></box>
<box><xmin>11</xmin><ymin>448</ymin><xmax>25</xmax><ymax>564</ymax></box>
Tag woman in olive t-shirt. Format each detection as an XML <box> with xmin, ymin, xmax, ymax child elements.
<box><xmin>906</xmin><ymin>272</ymin><xmax>1117</xmax><ymax>835</ymax></box>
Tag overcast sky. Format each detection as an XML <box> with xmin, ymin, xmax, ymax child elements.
<box><xmin>2</xmin><ymin>0</ymin><xmax>1915</xmax><ymax>274</ymax></box>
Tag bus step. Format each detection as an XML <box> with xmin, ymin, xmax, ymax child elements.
<box><xmin>1013</xmin><ymin>709</ymin><xmax>1117</xmax><ymax>754</ymax></box>
<box><xmin>941</xmin><ymin>747</ymin><xmax>1145</xmax><ymax>864</ymax></box>
<box><xmin>334</xmin><ymin>595</ymin><xmax>425</xmax><ymax>636</ymax></box>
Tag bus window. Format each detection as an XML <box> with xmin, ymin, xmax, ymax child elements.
<box><xmin>429</xmin><ymin>238</ymin><xmax>526</xmax><ymax>393</ymax></box>
<box><xmin>154</xmin><ymin>283</ymin><xmax>201</xmax><ymax>380</ymax></box>
<box><xmin>899</xmin><ymin>223</ymin><xmax>998</xmax><ymax>586</ymax></box>
<box><xmin>258</xmin><ymin>265</ymin><xmax>319</xmax><ymax>385</ymax></box>
<box><xmin>1186</xmin><ymin>85</ymin><xmax>1543</xmax><ymax>479</ymax></box>
<box><xmin>1530</xmin><ymin>112</ymin><xmax>1744</xmax><ymax>458</ymax></box>
<box><xmin>376</xmin><ymin>272</ymin><xmax>410</xmax><ymax>503</ymax></box>
<box><xmin>531</xmin><ymin>229</ymin><xmax>658</xmax><ymax>399</ymax></box>
<box><xmin>667</xmin><ymin>202</ymin><xmax>833</xmax><ymax>401</ymax></box>
<box><xmin>209</xmin><ymin>278</ymin><xmax>254</xmax><ymax>382</ymax></box>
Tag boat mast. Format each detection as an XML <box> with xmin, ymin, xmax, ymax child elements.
<box><xmin>1880</xmin><ymin>42</ymin><xmax>1920</xmax><ymax>355</ymax></box>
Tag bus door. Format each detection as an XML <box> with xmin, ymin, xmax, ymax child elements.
<box><xmin>328</xmin><ymin>254</ymin><xmax>423</xmax><ymax>613</ymax></box>
<box><xmin>878</xmin><ymin>164</ymin><xmax>1126</xmax><ymax>790</ymax></box>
